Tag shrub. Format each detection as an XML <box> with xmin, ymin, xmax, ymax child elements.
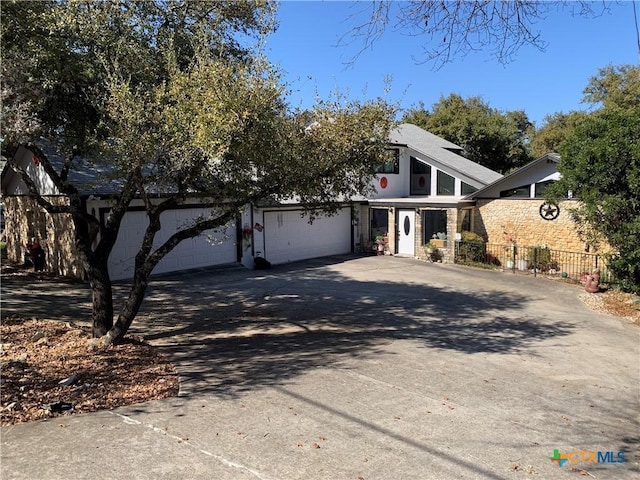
<box><xmin>461</xmin><ymin>231</ymin><xmax>484</xmax><ymax>242</ymax></box>
<box><xmin>456</xmin><ymin>232</ymin><xmax>486</xmax><ymax>264</ymax></box>
<box><xmin>528</xmin><ymin>246</ymin><xmax>560</xmax><ymax>272</ymax></box>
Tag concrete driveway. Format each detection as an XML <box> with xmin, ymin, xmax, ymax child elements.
<box><xmin>1</xmin><ymin>255</ymin><xmax>639</xmax><ymax>479</ymax></box>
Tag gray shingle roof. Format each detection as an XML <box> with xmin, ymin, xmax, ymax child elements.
<box><xmin>390</xmin><ymin>123</ymin><xmax>503</xmax><ymax>185</ymax></box>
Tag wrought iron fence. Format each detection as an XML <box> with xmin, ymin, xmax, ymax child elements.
<box><xmin>454</xmin><ymin>241</ymin><xmax>613</xmax><ymax>283</ymax></box>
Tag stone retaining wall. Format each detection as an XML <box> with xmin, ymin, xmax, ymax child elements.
<box><xmin>474</xmin><ymin>199</ymin><xmax>596</xmax><ymax>253</ymax></box>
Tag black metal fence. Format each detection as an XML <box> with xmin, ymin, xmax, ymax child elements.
<box><xmin>454</xmin><ymin>241</ymin><xmax>613</xmax><ymax>283</ymax></box>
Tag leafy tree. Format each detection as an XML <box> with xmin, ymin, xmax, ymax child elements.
<box><xmin>582</xmin><ymin>64</ymin><xmax>640</xmax><ymax>111</ymax></box>
<box><xmin>402</xmin><ymin>94</ymin><xmax>533</xmax><ymax>173</ymax></box>
<box><xmin>1</xmin><ymin>1</ymin><xmax>396</xmax><ymax>343</ymax></box>
<box><xmin>546</xmin><ymin>107</ymin><xmax>640</xmax><ymax>293</ymax></box>
<box><xmin>350</xmin><ymin>1</ymin><xmax>613</xmax><ymax>68</ymax></box>
<box><xmin>528</xmin><ymin>111</ymin><xmax>589</xmax><ymax>158</ymax></box>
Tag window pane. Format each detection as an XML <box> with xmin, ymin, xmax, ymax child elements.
<box><xmin>410</xmin><ymin>157</ymin><xmax>431</xmax><ymax>195</ymax></box>
<box><xmin>376</xmin><ymin>149</ymin><xmax>399</xmax><ymax>174</ymax></box>
<box><xmin>437</xmin><ymin>170</ymin><xmax>455</xmax><ymax>195</ymax></box>
<box><xmin>500</xmin><ymin>185</ymin><xmax>530</xmax><ymax>198</ymax></box>
<box><xmin>460</xmin><ymin>209</ymin><xmax>472</xmax><ymax>232</ymax></box>
<box><xmin>534</xmin><ymin>180</ymin><xmax>554</xmax><ymax>198</ymax></box>
<box><xmin>370</xmin><ymin>208</ymin><xmax>389</xmax><ymax>240</ymax></box>
<box><xmin>461</xmin><ymin>182</ymin><xmax>477</xmax><ymax>195</ymax></box>
<box><xmin>423</xmin><ymin>210</ymin><xmax>447</xmax><ymax>243</ymax></box>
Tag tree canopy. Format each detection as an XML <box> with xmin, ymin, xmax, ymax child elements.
<box><xmin>402</xmin><ymin>94</ymin><xmax>533</xmax><ymax>173</ymax></box>
<box><xmin>1</xmin><ymin>0</ymin><xmax>396</xmax><ymax>342</ymax></box>
<box><xmin>547</xmin><ymin>107</ymin><xmax>640</xmax><ymax>293</ymax></box>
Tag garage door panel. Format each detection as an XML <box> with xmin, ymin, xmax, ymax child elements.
<box><xmin>264</xmin><ymin>209</ymin><xmax>351</xmax><ymax>265</ymax></box>
<box><xmin>109</xmin><ymin>209</ymin><xmax>237</xmax><ymax>280</ymax></box>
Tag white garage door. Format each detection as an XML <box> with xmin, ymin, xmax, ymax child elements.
<box><xmin>109</xmin><ymin>208</ymin><xmax>237</xmax><ymax>280</ymax></box>
<box><xmin>263</xmin><ymin>208</ymin><xmax>351</xmax><ymax>265</ymax></box>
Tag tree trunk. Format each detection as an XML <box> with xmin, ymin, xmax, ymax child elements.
<box><xmin>104</xmin><ymin>270</ymin><xmax>150</xmax><ymax>344</ymax></box>
<box><xmin>86</xmin><ymin>261</ymin><xmax>114</xmax><ymax>337</ymax></box>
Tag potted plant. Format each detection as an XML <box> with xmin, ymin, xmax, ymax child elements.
<box><xmin>424</xmin><ymin>241</ymin><xmax>437</xmax><ymax>254</ymax></box>
<box><xmin>431</xmin><ymin>232</ymin><xmax>447</xmax><ymax>248</ymax></box>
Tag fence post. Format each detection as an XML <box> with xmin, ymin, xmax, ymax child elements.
<box><xmin>512</xmin><ymin>242</ymin><xmax>517</xmax><ymax>273</ymax></box>
<box><xmin>533</xmin><ymin>246</ymin><xmax>537</xmax><ymax>277</ymax></box>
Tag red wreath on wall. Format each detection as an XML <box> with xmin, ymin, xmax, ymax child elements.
<box><xmin>380</xmin><ymin>177</ymin><xmax>388</xmax><ymax>189</ymax></box>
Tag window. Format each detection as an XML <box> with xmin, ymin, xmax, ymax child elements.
<box><xmin>423</xmin><ymin>210</ymin><xmax>447</xmax><ymax>244</ymax></box>
<box><xmin>460</xmin><ymin>209</ymin><xmax>472</xmax><ymax>232</ymax></box>
<box><xmin>534</xmin><ymin>180</ymin><xmax>554</xmax><ymax>198</ymax></box>
<box><xmin>461</xmin><ymin>182</ymin><xmax>477</xmax><ymax>195</ymax></box>
<box><xmin>376</xmin><ymin>148</ymin><xmax>399</xmax><ymax>174</ymax></box>
<box><xmin>410</xmin><ymin>156</ymin><xmax>431</xmax><ymax>195</ymax></box>
<box><xmin>437</xmin><ymin>171</ymin><xmax>455</xmax><ymax>195</ymax></box>
<box><xmin>500</xmin><ymin>184</ymin><xmax>531</xmax><ymax>198</ymax></box>
<box><xmin>370</xmin><ymin>208</ymin><xmax>389</xmax><ymax>240</ymax></box>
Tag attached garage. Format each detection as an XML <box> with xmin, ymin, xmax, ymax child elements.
<box><xmin>109</xmin><ymin>207</ymin><xmax>238</xmax><ymax>281</ymax></box>
<box><xmin>262</xmin><ymin>208</ymin><xmax>352</xmax><ymax>265</ymax></box>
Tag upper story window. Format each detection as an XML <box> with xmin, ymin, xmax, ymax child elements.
<box><xmin>437</xmin><ymin>170</ymin><xmax>455</xmax><ymax>195</ymax></box>
<box><xmin>410</xmin><ymin>156</ymin><xmax>431</xmax><ymax>195</ymax></box>
<box><xmin>500</xmin><ymin>184</ymin><xmax>530</xmax><ymax>198</ymax></box>
<box><xmin>461</xmin><ymin>182</ymin><xmax>477</xmax><ymax>195</ymax></box>
<box><xmin>534</xmin><ymin>180</ymin><xmax>555</xmax><ymax>198</ymax></box>
<box><xmin>376</xmin><ymin>148</ymin><xmax>399</xmax><ymax>174</ymax></box>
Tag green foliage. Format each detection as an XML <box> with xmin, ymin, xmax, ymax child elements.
<box><xmin>528</xmin><ymin>111</ymin><xmax>589</xmax><ymax>159</ymax></box>
<box><xmin>460</xmin><ymin>231</ymin><xmax>484</xmax><ymax>243</ymax></box>
<box><xmin>1</xmin><ymin>0</ymin><xmax>277</xmax><ymax>156</ymax></box>
<box><xmin>402</xmin><ymin>94</ymin><xmax>533</xmax><ymax>174</ymax></box>
<box><xmin>0</xmin><ymin>242</ymin><xmax>7</xmax><ymax>259</ymax></box>
<box><xmin>547</xmin><ymin>107</ymin><xmax>640</xmax><ymax>293</ymax></box>
<box><xmin>529</xmin><ymin>65</ymin><xmax>640</xmax><ymax>159</ymax></box>
<box><xmin>456</xmin><ymin>232</ymin><xmax>486</xmax><ymax>264</ymax></box>
<box><xmin>527</xmin><ymin>246</ymin><xmax>559</xmax><ymax>272</ymax></box>
<box><xmin>582</xmin><ymin>64</ymin><xmax>640</xmax><ymax>111</ymax></box>
<box><xmin>1</xmin><ymin>0</ymin><xmax>397</xmax><ymax>341</ymax></box>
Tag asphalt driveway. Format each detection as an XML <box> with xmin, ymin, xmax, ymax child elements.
<box><xmin>1</xmin><ymin>255</ymin><xmax>639</xmax><ymax>479</ymax></box>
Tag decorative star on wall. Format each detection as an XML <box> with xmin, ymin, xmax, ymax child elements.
<box><xmin>539</xmin><ymin>202</ymin><xmax>560</xmax><ymax>221</ymax></box>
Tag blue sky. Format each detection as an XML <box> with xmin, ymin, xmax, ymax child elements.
<box><xmin>266</xmin><ymin>1</ymin><xmax>639</xmax><ymax>127</ymax></box>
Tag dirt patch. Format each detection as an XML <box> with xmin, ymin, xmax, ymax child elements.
<box><xmin>1</xmin><ymin>317</ymin><xmax>179</xmax><ymax>426</ymax></box>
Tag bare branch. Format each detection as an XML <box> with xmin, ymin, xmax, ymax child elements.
<box><xmin>346</xmin><ymin>1</ymin><xmax>610</xmax><ymax>69</ymax></box>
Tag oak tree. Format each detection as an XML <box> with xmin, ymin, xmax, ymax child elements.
<box><xmin>1</xmin><ymin>0</ymin><xmax>396</xmax><ymax>342</ymax></box>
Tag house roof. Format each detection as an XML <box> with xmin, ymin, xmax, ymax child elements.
<box><xmin>465</xmin><ymin>153</ymin><xmax>560</xmax><ymax>200</ymax></box>
<box><xmin>389</xmin><ymin>123</ymin><xmax>503</xmax><ymax>186</ymax></box>
<box><xmin>2</xmin><ymin>141</ymin><xmax>175</xmax><ymax>197</ymax></box>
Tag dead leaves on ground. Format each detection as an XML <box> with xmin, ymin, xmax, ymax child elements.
<box><xmin>1</xmin><ymin>317</ymin><xmax>179</xmax><ymax>425</ymax></box>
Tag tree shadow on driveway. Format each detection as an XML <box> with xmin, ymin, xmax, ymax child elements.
<box><xmin>134</xmin><ymin>257</ymin><xmax>575</xmax><ymax>397</ymax></box>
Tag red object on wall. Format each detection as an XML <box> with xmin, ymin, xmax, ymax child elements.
<box><xmin>380</xmin><ymin>177</ymin><xmax>388</xmax><ymax>189</ymax></box>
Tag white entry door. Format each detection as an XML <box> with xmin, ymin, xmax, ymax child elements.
<box><xmin>397</xmin><ymin>209</ymin><xmax>415</xmax><ymax>255</ymax></box>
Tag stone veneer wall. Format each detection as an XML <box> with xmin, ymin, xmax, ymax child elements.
<box><xmin>4</xmin><ymin>196</ymin><xmax>85</xmax><ymax>278</ymax></box>
<box><xmin>415</xmin><ymin>207</ymin><xmax>458</xmax><ymax>263</ymax></box>
<box><xmin>474</xmin><ymin>199</ymin><xmax>595</xmax><ymax>253</ymax></box>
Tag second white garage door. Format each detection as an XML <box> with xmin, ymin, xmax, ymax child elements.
<box><xmin>263</xmin><ymin>208</ymin><xmax>351</xmax><ymax>265</ymax></box>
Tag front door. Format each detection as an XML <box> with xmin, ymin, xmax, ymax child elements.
<box><xmin>397</xmin><ymin>209</ymin><xmax>415</xmax><ymax>255</ymax></box>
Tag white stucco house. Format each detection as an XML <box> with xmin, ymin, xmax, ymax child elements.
<box><xmin>355</xmin><ymin>123</ymin><xmax>503</xmax><ymax>259</ymax></box>
<box><xmin>1</xmin><ymin>123</ymin><xmax>504</xmax><ymax>279</ymax></box>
